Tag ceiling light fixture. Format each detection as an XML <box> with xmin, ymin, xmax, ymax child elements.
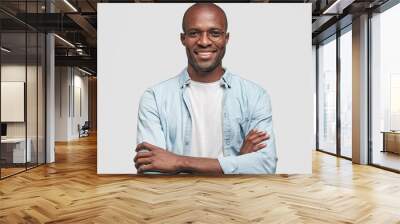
<box><xmin>63</xmin><ymin>0</ymin><xmax>78</xmax><ymax>12</ymax></box>
<box><xmin>1</xmin><ymin>47</ymin><xmax>11</xmax><ymax>53</ymax></box>
<box><xmin>78</xmin><ymin>67</ymin><xmax>93</xmax><ymax>76</ymax></box>
<box><xmin>76</xmin><ymin>48</ymin><xmax>84</xmax><ymax>55</ymax></box>
<box><xmin>54</xmin><ymin>34</ymin><xmax>75</xmax><ymax>48</ymax></box>
<box><xmin>322</xmin><ymin>0</ymin><xmax>355</xmax><ymax>15</ymax></box>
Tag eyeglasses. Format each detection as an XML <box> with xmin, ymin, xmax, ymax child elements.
<box><xmin>184</xmin><ymin>29</ymin><xmax>226</xmax><ymax>42</ymax></box>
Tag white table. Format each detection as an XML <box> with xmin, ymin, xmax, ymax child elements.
<box><xmin>1</xmin><ymin>138</ymin><xmax>31</xmax><ymax>163</ymax></box>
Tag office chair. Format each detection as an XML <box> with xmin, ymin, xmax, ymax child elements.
<box><xmin>79</xmin><ymin>121</ymin><xmax>90</xmax><ymax>138</ymax></box>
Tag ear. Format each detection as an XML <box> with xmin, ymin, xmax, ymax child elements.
<box><xmin>225</xmin><ymin>32</ymin><xmax>230</xmax><ymax>44</ymax></box>
<box><xmin>180</xmin><ymin>33</ymin><xmax>186</xmax><ymax>46</ymax></box>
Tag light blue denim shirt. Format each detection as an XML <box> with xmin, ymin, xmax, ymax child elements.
<box><xmin>136</xmin><ymin>68</ymin><xmax>277</xmax><ymax>174</ymax></box>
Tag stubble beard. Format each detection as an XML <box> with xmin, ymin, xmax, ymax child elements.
<box><xmin>187</xmin><ymin>47</ymin><xmax>226</xmax><ymax>74</ymax></box>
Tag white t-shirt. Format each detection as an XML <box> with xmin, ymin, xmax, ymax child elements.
<box><xmin>187</xmin><ymin>80</ymin><xmax>224</xmax><ymax>158</ymax></box>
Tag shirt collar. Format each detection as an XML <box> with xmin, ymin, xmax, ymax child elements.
<box><xmin>179</xmin><ymin>67</ymin><xmax>232</xmax><ymax>89</ymax></box>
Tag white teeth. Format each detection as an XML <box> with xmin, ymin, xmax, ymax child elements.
<box><xmin>197</xmin><ymin>52</ymin><xmax>213</xmax><ymax>59</ymax></box>
<box><xmin>198</xmin><ymin>52</ymin><xmax>212</xmax><ymax>55</ymax></box>
<box><xmin>195</xmin><ymin>51</ymin><xmax>214</xmax><ymax>59</ymax></box>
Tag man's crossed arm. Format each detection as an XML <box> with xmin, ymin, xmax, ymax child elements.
<box><xmin>134</xmin><ymin>129</ymin><xmax>269</xmax><ymax>174</ymax></box>
<box><xmin>136</xmin><ymin>88</ymin><xmax>277</xmax><ymax>174</ymax></box>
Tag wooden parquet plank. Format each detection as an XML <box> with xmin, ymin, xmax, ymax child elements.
<box><xmin>0</xmin><ymin>134</ymin><xmax>400</xmax><ymax>223</ymax></box>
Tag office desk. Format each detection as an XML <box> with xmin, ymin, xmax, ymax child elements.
<box><xmin>1</xmin><ymin>138</ymin><xmax>31</xmax><ymax>163</ymax></box>
<box><xmin>382</xmin><ymin>131</ymin><xmax>400</xmax><ymax>154</ymax></box>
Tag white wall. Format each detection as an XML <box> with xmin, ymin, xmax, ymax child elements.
<box><xmin>55</xmin><ymin>66</ymin><xmax>69</xmax><ymax>141</ymax></box>
<box><xmin>72</xmin><ymin>72</ymin><xmax>89</xmax><ymax>138</ymax></box>
<box><xmin>1</xmin><ymin>64</ymin><xmax>46</xmax><ymax>163</ymax></box>
<box><xmin>1</xmin><ymin>65</ymin><xmax>40</xmax><ymax>138</ymax></box>
<box><xmin>1</xmin><ymin>65</ymin><xmax>26</xmax><ymax>129</ymax></box>
<box><xmin>55</xmin><ymin>67</ymin><xmax>89</xmax><ymax>141</ymax></box>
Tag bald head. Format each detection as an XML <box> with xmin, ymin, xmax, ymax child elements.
<box><xmin>182</xmin><ymin>3</ymin><xmax>228</xmax><ymax>32</ymax></box>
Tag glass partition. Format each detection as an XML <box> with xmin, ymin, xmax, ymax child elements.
<box><xmin>1</xmin><ymin>31</ymin><xmax>28</xmax><ymax>177</ymax></box>
<box><xmin>339</xmin><ymin>28</ymin><xmax>352</xmax><ymax>158</ymax></box>
<box><xmin>27</xmin><ymin>31</ymin><xmax>38</xmax><ymax>169</ymax></box>
<box><xmin>0</xmin><ymin>1</ymin><xmax>46</xmax><ymax>179</ymax></box>
<box><xmin>317</xmin><ymin>36</ymin><xmax>337</xmax><ymax>155</ymax></box>
<box><xmin>26</xmin><ymin>0</ymin><xmax>44</xmax><ymax>169</ymax></box>
<box><xmin>38</xmin><ymin>32</ymin><xmax>45</xmax><ymax>165</ymax></box>
<box><xmin>371</xmin><ymin>3</ymin><xmax>400</xmax><ymax>171</ymax></box>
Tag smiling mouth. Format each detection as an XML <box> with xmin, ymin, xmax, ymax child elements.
<box><xmin>195</xmin><ymin>50</ymin><xmax>216</xmax><ymax>60</ymax></box>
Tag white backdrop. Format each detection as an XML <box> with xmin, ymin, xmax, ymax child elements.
<box><xmin>98</xmin><ymin>3</ymin><xmax>313</xmax><ymax>174</ymax></box>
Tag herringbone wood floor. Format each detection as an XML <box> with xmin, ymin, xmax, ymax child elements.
<box><xmin>1</xmin><ymin>134</ymin><xmax>400</xmax><ymax>224</ymax></box>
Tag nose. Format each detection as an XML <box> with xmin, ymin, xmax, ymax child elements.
<box><xmin>197</xmin><ymin>31</ymin><xmax>212</xmax><ymax>47</ymax></box>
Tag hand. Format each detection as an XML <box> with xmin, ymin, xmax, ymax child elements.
<box><xmin>240</xmin><ymin>129</ymin><xmax>269</xmax><ymax>155</ymax></box>
<box><xmin>134</xmin><ymin>142</ymin><xmax>182</xmax><ymax>174</ymax></box>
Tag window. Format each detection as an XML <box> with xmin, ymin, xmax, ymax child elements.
<box><xmin>318</xmin><ymin>36</ymin><xmax>337</xmax><ymax>154</ymax></box>
<box><xmin>340</xmin><ymin>28</ymin><xmax>352</xmax><ymax>158</ymax></box>
<box><xmin>371</xmin><ymin>3</ymin><xmax>400</xmax><ymax>171</ymax></box>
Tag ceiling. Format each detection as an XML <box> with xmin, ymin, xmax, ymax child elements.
<box><xmin>0</xmin><ymin>0</ymin><xmax>392</xmax><ymax>75</ymax></box>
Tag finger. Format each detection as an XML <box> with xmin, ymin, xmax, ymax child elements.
<box><xmin>247</xmin><ymin>131</ymin><xmax>260</xmax><ymax>141</ymax></box>
<box><xmin>256</xmin><ymin>128</ymin><xmax>269</xmax><ymax>134</ymax></box>
<box><xmin>134</xmin><ymin>151</ymin><xmax>152</xmax><ymax>162</ymax></box>
<box><xmin>255</xmin><ymin>129</ymin><xmax>266</xmax><ymax>134</ymax></box>
<box><xmin>253</xmin><ymin>128</ymin><xmax>264</xmax><ymax>134</ymax></box>
<box><xmin>135</xmin><ymin>161</ymin><xmax>150</xmax><ymax>170</ymax></box>
<box><xmin>134</xmin><ymin>152</ymin><xmax>139</xmax><ymax>162</ymax></box>
<box><xmin>136</xmin><ymin>157</ymin><xmax>152</xmax><ymax>165</ymax></box>
<box><xmin>248</xmin><ymin>132</ymin><xmax>267</xmax><ymax>141</ymax></box>
<box><xmin>138</xmin><ymin>164</ymin><xmax>155</xmax><ymax>173</ymax></box>
<box><xmin>253</xmin><ymin>143</ymin><xmax>267</xmax><ymax>151</ymax></box>
<box><xmin>252</xmin><ymin>134</ymin><xmax>270</xmax><ymax>145</ymax></box>
<box><xmin>135</xmin><ymin>157</ymin><xmax>152</xmax><ymax>169</ymax></box>
<box><xmin>135</xmin><ymin>142</ymin><xmax>144</xmax><ymax>152</ymax></box>
<box><xmin>136</xmin><ymin>141</ymin><xmax>153</xmax><ymax>152</ymax></box>
<box><xmin>246</xmin><ymin>129</ymin><xmax>255</xmax><ymax>139</ymax></box>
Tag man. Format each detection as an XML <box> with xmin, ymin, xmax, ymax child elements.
<box><xmin>134</xmin><ymin>3</ymin><xmax>277</xmax><ymax>174</ymax></box>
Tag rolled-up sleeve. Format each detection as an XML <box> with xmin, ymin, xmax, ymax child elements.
<box><xmin>136</xmin><ymin>88</ymin><xmax>166</xmax><ymax>148</ymax></box>
<box><xmin>218</xmin><ymin>90</ymin><xmax>277</xmax><ymax>174</ymax></box>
